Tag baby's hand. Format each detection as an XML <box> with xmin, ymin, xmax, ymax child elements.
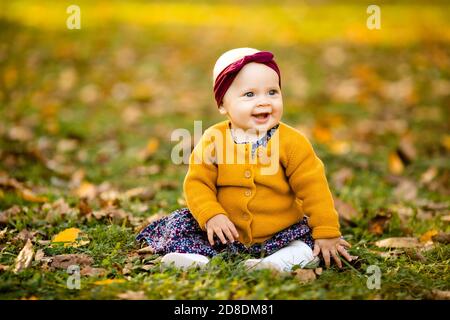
<box><xmin>205</xmin><ymin>214</ymin><xmax>239</xmax><ymax>246</ymax></box>
<box><xmin>313</xmin><ymin>237</ymin><xmax>354</xmax><ymax>269</ymax></box>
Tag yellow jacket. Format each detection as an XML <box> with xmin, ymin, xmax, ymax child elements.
<box><xmin>183</xmin><ymin>120</ymin><xmax>341</xmax><ymax>245</ymax></box>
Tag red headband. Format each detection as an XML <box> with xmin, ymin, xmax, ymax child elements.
<box><xmin>213</xmin><ymin>51</ymin><xmax>281</xmax><ymax>107</ymax></box>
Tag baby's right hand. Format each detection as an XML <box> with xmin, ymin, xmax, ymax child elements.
<box><xmin>205</xmin><ymin>214</ymin><xmax>239</xmax><ymax>246</ymax></box>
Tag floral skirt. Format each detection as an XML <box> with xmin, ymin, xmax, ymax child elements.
<box><xmin>136</xmin><ymin>208</ymin><xmax>314</xmax><ymax>258</ymax></box>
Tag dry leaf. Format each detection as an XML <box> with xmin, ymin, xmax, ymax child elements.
<box><xmin>14</xmin><ymin>239</ymin><xmax>34</xmax><ymax>273</ymax></box>
<box><xmin>441</xmin><ymin>215</ymin><xmax>450</xmax><ymax>223</ymax></box>
<box><xmin>419</xmin><ymin>230</ymin><xmax>439</xmax><ymax>243</ymax></box>
<box><xmin>375</xmin><ymin>237</ymin><xmax>422</xmax><ymax>248</ymax></box>
<box><xmin>18</xmin><ymin>189</ymin><xmax>48</xmax><ymax>203</ymax></box>
<box><xmin>93</xmin><ymin>279</ymin><xmax>126</xmax><ymax>285</ymax></box>
<box><xmin>393</xmin><ymin>179</ymin><xmax>418</xmax><ymax>202</ymax></box>
<box><xmin>117</xmin><ymin>290</ymin><xmax>146</xmax><ymax>300</ymax></box>
<box><xmin>51</xmin><ymin>227</ymin><xmax>89</xmax><ymax>247</ymax></box>
<box><xmin>388</xmin><ymin>152</ymin><xmax>404</xmax><ymax>175</ymax></box>
<box><xmin>293</xmin><ymin>269</ymin><xmax>316</xmax><ymax>283</ymax></box>
<box><xmin>368</xmin><ymin>212</ymin><xmax>392</xmax><ymax>235</ymax></box>
<box><xmin>0</xmin><ymin>205</ymin><xmax>21</xmax><ymax>225</ymax></box>
<box><xmin>123</xmin><ymin>187</ymin><xmax>156</xmax><ymax>201</ymax></box>
<box><xmin>314</xmin><ymin>267</ymin><xmax>323</xmax><ymax>276</ymax></box>
<box><xmin>333</xmin><ymin>197</ymin><xmax>359</xmax><ymax>224</ymax></box>
<box><xmin>50</xmin><ymin>254</ymin><xmax>93</xmax><ymax>269</ymax></box>
<box><xmin>431</xmin><ymin>232</ymin><xmax>450</xmax><ymax>244</ymax></box>
<box><xmin>138</xmin><ymin>138</ymin><xmax>159</xmax><ymax>160</ymax></box>
<box><xmin>331</xmin><ymin>167</ymin><xmax>354</xmax><ymax>189</ymax></box>
<box><xmin>80</xmin><ymin>266</ymin><xmax>107</xmax><ymax>277</ymax></box>
<box><xmin>34</xmin><ymin>249</ymin><xmax>45</xmax><ymax>262</ymax></box>
<box><xmin>429</xmin><ymin>289</ymin><xmax>450</xmax><ymax>300</ymax></box>
<box><xmin>75</xmin><ymin>181</ymin><xmax>97</xmax><ymax>199</ymax></box>
<box><xmin>420</xmin><ymin>167</ymin><xmax>438</xmax><ymax>185</ymax></box>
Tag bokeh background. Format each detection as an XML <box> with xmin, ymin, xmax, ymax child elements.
<box><xmin>0</xmin><ymin>0</ymin><xmax>449</xmax><ymax>299</ymax></box>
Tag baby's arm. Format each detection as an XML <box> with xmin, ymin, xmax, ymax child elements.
<box><xmin>183</xmin><ymin>130</ymin><xmax>238</xmax><ymax>244</ymax></box>
<box><xmin>285</xmin><ymin>132</ymin><xmax>354</xmax><ymax>267</ymax></box>
<box><xmin>285</xmin><ymin>132</ymin><xmax>341</xmax><ymax>239</ymax></box>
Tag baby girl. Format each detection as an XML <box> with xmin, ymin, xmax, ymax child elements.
<box><xmin>136</xmin><ymin>47</ymin><xmax>353</xmax><ymax>272</ymax></box>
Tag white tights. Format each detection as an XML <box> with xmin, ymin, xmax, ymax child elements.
<box><xmin>161</xmin><ymin>240</ymin><xmax>314</xmax><ymax>272</ymax></box>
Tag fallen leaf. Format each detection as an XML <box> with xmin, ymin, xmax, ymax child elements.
<box><xmin>50</xmin><ymin>254</ymin><xmax>93</xmax><ymax>269</ymax></box>
<box><xmin>331</xmin><ymin>167</ymin><xmax>354</xmax><ymax>189</ymax></box>
<box><xmin>123</xmin><ymin>187</ymin><xmax>156</xmax><ymax>201</ymax></box>
<box><xmin>138</xmin><ymin>138</ymin><xmax>159</xmax><ymax>160</ymax></box>
<box><xmin>368</xmin><ymin>212</ymin><xmax>392</xmax><ymax>235</ymax></box>
<box><xmin>51</xmin><ymin>228</ymin><xmax>89</xmax><ymax>247</ymax></box>
<box><xmin>293</xmin><ymin>269</ymin><xmax>316</xmax><ymax>283</ymax></box>
<box><xmin>93</xmin><ymin>279</ymin><xmax>126</xmax><ymax>285</ymax></box>
<box><xmin>18</xmin><ymin>189</ymin><xmax>48</xmax><ymax>203</ymax></box>
<box><xmin>0</xmin><ymin>264</ymin><xmax>9</xmax><ymax>272</ymax></box>
<box><xmin>375</xmin><ymin>237</ymin><xmax>422</xmax><ymax>248</ymax></box>
<box><xmin>419</xmin><ymin>230</ymin><xmax>439</xmax><ymax>243</ymax></box>
<box><xmin>431</xmin><ymin>232</ymin><xmax>450</xmax><ymax>244</ymax></box>
<box><xmin>440</xmin><ymin>215</ymin><xmax>450</xmax><ymax>223</ymax></box>
<box><xmin>80</xmin><ymin>266</ymin><xmax>107</xmax><ymax>277</ymax></box>
<box><xmin>420</xmin><ymin>167</ymin><xmax>438</xmax><ymax>185</ymax></box>
<box><xmin>117</xmin><ymin>290</ymin><xmax>146</xmax><ymax>300</ymax></box>
<box><xmin>34</xmin><ymin>249</ymin><xmax>45</xmax><ymax>262</ymax></box>
<box><xmin>333</xmin><ymin>197</ymin><xmax>359</xmax><ymax>224</ymax></box>
<box><xmin>0</xmin><ymin>205</ymin><xmax>21</xmax><ymax>225</ymax></box>
<box><xmin>14</xmin><ymin>239</ymin><xmax>34</xmax><ymax>273</ymax></box>
<box><xmin>388</xmin><ymin>151</ymin><xmax>404</xmax><ymax>175</ymax></box>
<box><xmin>75</xmin><ymin>181</ymin><xmax>97</xmax><ymax>199</ymax></box>
<box><xmin>393</xmin><ymin>179</ymin><xmax>418</xmax><ymax>202</ymax></box>
<box><xmin>429</xmin><ymin>289</ymin><xmax>450</xmax><ymax>300</ymax></box>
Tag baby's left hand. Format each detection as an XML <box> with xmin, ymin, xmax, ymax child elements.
<box><xmin>313</xmin><ymin>237</ymin><xmax>354</xmax><ymax>269</ymax></box>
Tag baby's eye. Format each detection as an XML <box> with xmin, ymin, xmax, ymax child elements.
<box><xmin>269</xmin><ymin>89</ymin><xmax>278</xmax><ymax>95</ymax></box>
<box><xmin>244</xmin><ymin>92</ymin><xmax>254</xmax><ymax>98</ymax></box>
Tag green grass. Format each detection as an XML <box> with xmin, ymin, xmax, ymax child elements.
<box><xmin>0</xmin><ymin>1</ymin><xmax>449</xmax><ymax>299</ymax></box>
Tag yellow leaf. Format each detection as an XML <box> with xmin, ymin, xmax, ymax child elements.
<box><xmin>19</xmin><ymin>189</ymin><xmax>48</xmax><ymax>203</ymax></box>
<box><xmin>329</xmin><ymin>140</ymin><xmax>351</xmax><ymax>155</ymax></box>
<box><xmin>388</xmin><ymin>152</ymin><xmax>404</xmax><ymax>175</ymax></box>
<box><xmin>51</xmin><ymin>228</ymin><xmax>89</xmax><ymax>248</ymax></box>
<box><xmin>419</xmin><ymin>229</ymin><xmax>439</xmax><ymax>243</ymax></box>
<box><xmin>75</xmin><ymin>182</ymin><xmax>96</xmax><ymax>199</ymax></box>
<box><xmin>312</xmin><ymin>126</ymin><xmax>332</xmax><ymax>144</ymax></box>
<box><xmin>442</xmin><ymin>135</ymin><xmax>450</xmax><ymax>151</ymax></box>
<box><xmin>94</xmin><ymin>279</ymin><xmax>126</xmax><ymax>285</ymax></box>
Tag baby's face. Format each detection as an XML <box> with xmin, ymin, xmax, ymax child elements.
<box><xmin>219</xmin><ymin>62</ymin><xmax>283</xmax><ymax>133</ymax></box>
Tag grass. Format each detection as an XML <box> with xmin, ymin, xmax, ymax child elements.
<box><xmin>0</xmin><ymin>1</ymin><xmax>449</xmax><ymax>299</ymax></box>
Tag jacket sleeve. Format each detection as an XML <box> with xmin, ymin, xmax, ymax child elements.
<box><xmin>285</xmin><ymin>133</ymin><xmax>341</xmax><ymax>239</ymax></box>
<box><xmin>183</xmin><ymin>130</ymin><xmax>228</xmax><ymax>231</ymax></box>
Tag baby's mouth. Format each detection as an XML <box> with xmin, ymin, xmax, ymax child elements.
<box><xmin>252</xmin><ymin>112</ymin><xmax>271</xmax><ymax>120</ymax></box>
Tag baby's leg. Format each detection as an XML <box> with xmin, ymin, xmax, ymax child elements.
<box><xmin>161</xmin><ymin>253</ymin><xmax>210</xmax><ymax>270</ymax></box>
<box><xmin>245</xmin><ymin>240</ymin><xmax>314</xmax><ymax>272</ymax></box>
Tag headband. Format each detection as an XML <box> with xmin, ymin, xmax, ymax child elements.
<box><xmin>213</xmin><ymin>51</ymin><xmax>281</xmax><ymax>107</ymax></box>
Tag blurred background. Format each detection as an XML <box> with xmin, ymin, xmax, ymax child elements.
<box><xmin>0</xmin><ymin>0</ymin><xmax>449</xmax><ymax>217</ymax></box>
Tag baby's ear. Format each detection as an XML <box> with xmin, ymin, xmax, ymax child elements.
<box><xmin>218</xmin><ymin>105</ymin><xmax>227</xmax><ymax>115</ymax></box>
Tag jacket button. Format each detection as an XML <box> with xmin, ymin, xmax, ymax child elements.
<box><xmin>257</xmin><ymin>149</ymin><xmax>264</xmax><ymax>157</ymax></box>
<box><xmin>244</xmin><ymin>189</ymin><xmax>252</xmax><ymax>197</ymax></box>
<box><xmin>244</xmin><ymin>170</ymin><xmax>251</xmax><ymax>178</ymax></box>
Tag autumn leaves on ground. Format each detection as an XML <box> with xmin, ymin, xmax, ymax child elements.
<box><xmin>0</xmin><ymin>1</ymin><xmax>449</xmax><ymax>299</ymax></box>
